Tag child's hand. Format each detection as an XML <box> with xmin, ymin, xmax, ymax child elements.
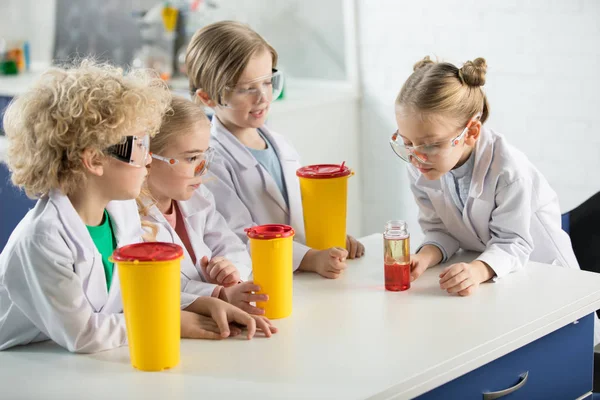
<box><xmin>222</xmin><ymin>281</ymin><xmax>269</xmax><ymax>315</ymax></box>
<box><xmin>439</xmin><ymin>261</ymin><xmax>494</xmax><ymax>296</ymax></box>
<box><xmin>180</xmin><ymin>310</ymin><xmax>242</xmax><ymax>340</ymax></box>
<box><xmin>185</xmin><ymin>297</ymin><xmax>277</xmax><ymax>339</ymax></box>
<box><xmin>299</xmin><ymin>247</ymin><xmax>348</xmax><ymax>279</ymax></box>
<box><xmin>316</xmin><ymin>247</ymin><xmax>348</xmax><ymax>279</ymax></box>
<box><xmin>346</xmin><ymin>235</ymin><xmax>365</xmax><ymax>259</ymax></box>
<box><xmin>300</xmin><ymin>247</ymin><xmax>348</xmax><ymax>279</ymax></box>
<box><xmin>410</xmin><ymin>244</ymin><xmax>444</xmax><ymax>282</ymax></box>
<box><xmin>201</xmin><ymin>256</ymin><xmax>240</xmax><ymax>287</ymax></box>
<box><xmin>409</xmin><ymin>252</ymin><xmax>430</xmax><ymax>282</ymax></box>
<box><xmin>248</xmin><ymin>315</ymin><xmax>279</xmax><ymax>338</ymax></box>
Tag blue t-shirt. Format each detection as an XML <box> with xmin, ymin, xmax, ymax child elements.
<box><xmin>246</xmin><ymin>130</ymin><xmax>289</xmax><ymax>206</ymax></box>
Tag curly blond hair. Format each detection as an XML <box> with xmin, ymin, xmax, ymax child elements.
<box><xmin>2</xmin><ymin>59</ymin><xmax>172</xmax><ymax>198</ymax></box>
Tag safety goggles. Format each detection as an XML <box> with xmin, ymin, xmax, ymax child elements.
<box><xmin>390</xmin><ymin>115</ymin><xmax>480</xmax><ymax>165</ymax></box>
<box><xmin>151</xmin><ymin>147</ymin><xmax>215</xmax><ymax>177</ymax></box>
<box><xmin>106</xmin><ymin>135</ymin><xmax>150</xmax><ymax>167</ymax></box>
<box><xmin>219</xmin><ymin>69</ymin><xmax>283</xmax><ymax>109</ymax></box>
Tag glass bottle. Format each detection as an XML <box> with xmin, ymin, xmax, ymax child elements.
<box><xmin>383</xmin><ymin>220</ymin><xmax>410</xmax><ymax>291</ymax></box>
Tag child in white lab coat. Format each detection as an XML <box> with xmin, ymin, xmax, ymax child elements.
<box><xmin>185</xmin><ymin>21</ymin><xmax>364</xmax><ymax>279</ymax></box>
<box><xmin>139</xmin><ymin>96</ymin><xmax>277</xmax><ymax>321</ymax></box>
<box><xmin>391</xmin><ymin>56</ymin><xmax>581</xmax><ymax>296</ymax></box>
<box><xmin>0</xmin><ymin>61</ymin><xmax>270</xmax><ymax>353</ymax></box>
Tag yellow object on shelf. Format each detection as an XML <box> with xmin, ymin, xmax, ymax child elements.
<box><xmin>161</xmin><ymin>4</ymin><xmax>178</xmax><ymax>32</ymax></box>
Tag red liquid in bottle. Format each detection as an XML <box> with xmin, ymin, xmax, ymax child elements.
<box><xmin>383</xmin><ymin>222</ymin><xmax>410</xmax><ymax>292</ymax></box>
<box><xmin>385</xmin><ymin>262</ymin><xmax>411</xmax><ymax>291</ymax></box>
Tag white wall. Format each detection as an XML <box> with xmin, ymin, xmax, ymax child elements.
<box><xmin>186</xmin><ymin>0</ymin><xmax>347</xmax><ymax>81</ymax></box>
<box><xmin>356</xmin><ymin>0</ymin><xmax>600</xmax><ymax>246</ymax></box>
<box><xmin>0</xmin><ymin>0</ymin><xmax>56</xmax><ymax>63</ymax></box>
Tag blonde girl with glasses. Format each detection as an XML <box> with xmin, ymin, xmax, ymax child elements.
<box><xmin>392</xmin><ymin>56</ymin><xmax>586</xmax><ymax>305</ymax></box>
<box><xmin>138</xmin><ymin>96</ymin><xmax>277</xmax><ymax>337</ymax></box>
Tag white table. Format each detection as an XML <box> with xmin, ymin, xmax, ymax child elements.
<box><xmin>1</xmin><ymin>234</ymin><xmax>600</xmax><ymax>399</ymax></box>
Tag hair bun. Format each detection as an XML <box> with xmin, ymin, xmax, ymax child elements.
<box><xmin>413</xmin><ymin>56</ymin><xmax>435</xmax><ymax>72</ymax></box>
<box><xmin>459</xmin><ymin>57</ymin><xmax>487</xmax><ymax>87</ymax></box>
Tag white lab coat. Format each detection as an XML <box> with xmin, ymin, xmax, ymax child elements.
<box><xmin>410</xmin><ymin>126</ymin><xmax>579</xmax><ymax>277</ymax></box>
<box><xmin>141</xmin><ymin>185</ymin><xmax>252</xmax><ymax>297</ymax></box>
<box><xmin>0</xmin><ymin>190</ymin><xmax>201</xmax><ymax>353</ymax></box>
<box><xmin>409</xmin><ymin>126</ymin><xmax>600</xmax><ymax>345</ymax></box>
<box><xmin>0</xmin><ymin>190</ymin><xmax>137</xmax><ymax>353</ymax></box>
<box><xmin>205</xmin><ymin>116</ymin><xmax>310</xmax><ymax>270</ymax></box>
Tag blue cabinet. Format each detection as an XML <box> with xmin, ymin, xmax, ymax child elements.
<box><xmin>417</xmin><ymin>313</ymin><xmax>594</xmax><ymax>399</ymax></box>
<box><xmin>0</xmin><ymin>95</ymin><xmax>11</xmax><ymax>133</ymax></box>
<box><xmin>0</xmin><ymin>162</ymin><xmax>36</xmax><ymax>252</ymax></box>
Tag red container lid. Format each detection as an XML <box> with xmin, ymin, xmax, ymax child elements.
<box><xmin>245</xmin><ymin>224</ymin><xmax>295</xmax><ymax>240</ymax></box>
<box><xmin>112</xmin><ymin>242</ymin><xmax>183</xmax><ymax>262</ymax></box>
<box><xmin>296</xmin><ymin>163</ymin><xmax>352</xmax><ymax>179</ymax></box>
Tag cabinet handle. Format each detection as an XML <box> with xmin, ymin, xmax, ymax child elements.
<box><xmin>482</xmin><ymin>371</ymin><xmax>529</xmax><ymax>400</ymax></box>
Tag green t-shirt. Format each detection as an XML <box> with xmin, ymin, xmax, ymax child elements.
<box><xmin>86</xmin><ymin>210</ymin><xmax>117</xmax><ymax>291</ymax></box>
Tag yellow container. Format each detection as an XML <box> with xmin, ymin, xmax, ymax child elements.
<box><xmin>246</xmin><ymin>225</ymin><xmax>295</xmax><ymax>319</ymax></box>
<box><xmin>297</xmin><ymin>163</ymin><xmax>353</xmax><ymax>250</ymax></box>
<box><xmin>111</xmin><ymin>242</ymin><xmax>183</xmax><ymax>372</ymax></box>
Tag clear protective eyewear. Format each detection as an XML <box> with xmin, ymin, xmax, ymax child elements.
<box><xmin>107</xmin><ymin>135</ymin><xmax>150</xmax><ymax>167</ymax></box>
<box><xmin>389</xmin><ymin>114</ymin><xmax>481</xmax><ymax>165</ymax></box>
<box><xmin>219</xmin><ymin>69</ymin><xmax>283</xmax><ymax>109</ymax></box>
<box><xmin>151</xmin><ymin>147</ymin><xmax>215</xmax><ymax>177</ymax></box>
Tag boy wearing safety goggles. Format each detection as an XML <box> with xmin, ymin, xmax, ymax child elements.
<box><xmin>187</xmin><ymin>21</ymin><xmax>364</xmax><ymax>280</ymax></box>
<box><xmin>0</xmin><ymin>61</ymin><xmax>270</xmax><ymax>352</ymax></box>
<box><xmin>138</xmin><ymin>97</ymin><xmax>278</xmax><ymax>331</ymax></box>
<box><xmin>391</xmin><ymin>57</ymin><xmax>583</xmax><ymax>301</ymax></box>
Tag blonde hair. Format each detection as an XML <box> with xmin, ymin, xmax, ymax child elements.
<box><xmin>151</xmin><ymin>96</ymin><xmax>209</xmax><ymax>155</ymax></box>
<box><xmin>395</xmin><ymin>56</ymin><xmax>490</xmax><ymax>126</ymax></box>
<box><xmin>3</xmin><ymin>59</ymin><xmax>171</xmax><ymax>198</ymax></box>
<box><xmin>185</xmin><ymin>20</ymin><xmax>278</xmax><ymax>104</ymax></box>
<box><xmin>137</xmin><ymin>96</ymin><xmax>210</xmax><ymax>241</ymax></box>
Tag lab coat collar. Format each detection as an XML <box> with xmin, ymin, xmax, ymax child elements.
<box><xmin>211</xmin><ymin>116</ymin><xmax>259</xmax><ymax>170</ymax></box>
